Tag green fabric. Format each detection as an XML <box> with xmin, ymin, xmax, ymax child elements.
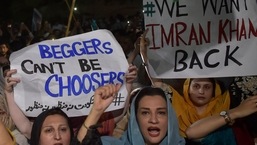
<box><xmin>200</xmin><ymin>126</ymin><xmax>237</xmax><ymax>145</ymax></box>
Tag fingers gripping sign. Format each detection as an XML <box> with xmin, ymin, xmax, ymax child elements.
<box><xmin>5</xmin><ymin>69</ymin><xmax>21</xmax><ymax>93</ymax></box>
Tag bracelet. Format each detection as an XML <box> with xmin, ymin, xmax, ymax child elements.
<box><xmin>83</xmin><ymin>122</ymin><xmax>90</xmax><ymax>130</ymax></box>
<box><xmin>83</xmin><ymin>123</ymin><xmax>102</xmax><ymax>130</ymax></box>
<box><xmin>142</xmin><ymin>62</ymin><xmax>148</xmax><ymax>67</ymax></box>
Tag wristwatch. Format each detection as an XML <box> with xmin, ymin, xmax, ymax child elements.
<box><xmin>220</xmin><ymin>111</ymin><xmax>235</xmax><ymax>126</ymax></box>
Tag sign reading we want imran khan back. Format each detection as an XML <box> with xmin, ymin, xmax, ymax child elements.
<box><xmin>143</xmin><ymin>0</ymin><xmax>257</xmax><ymax>78</ymax></box>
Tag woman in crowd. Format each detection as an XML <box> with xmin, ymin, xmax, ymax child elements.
<box><xmin>139</xmin><ymin>29</ymin><xmax>257</xmax><ymax>145</ymax></box>
<box><xmin>4</xmin><ymin>64</ymin><xmax>137</xmax><ymax>143</ymax></box>
<box><xmin>29</xmin><ymin>107</ymin><xmax>74</xmax><ymax>145</ymax></box>
<box><xmin>76</xmin><ymin>84</ymin><xmax>185</xmax><ymax>145</ymax></box>
<box><xmin>172</xmin><ymin>78</ymin><xmax>230</xmax><ymax>136</ymax></box>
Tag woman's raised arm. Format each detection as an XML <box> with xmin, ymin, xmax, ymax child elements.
<box><xmin>5</xmin><ymin>69</ymin><xmax>33</xmax><ymax>139</ymax></box>
<box><xmin>76</xmin><ymin>84</ymin><xmax>121</xmax><ymax>142</ymax></box>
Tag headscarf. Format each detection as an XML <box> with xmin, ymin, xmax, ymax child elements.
<box><xmin>30</xmin><ymin>108</ymin><xmax>74</xmax><ymax>145</ymax></box>
<box><xmin>101</xmin><ymin>86</ymin><xmax>185</xmax><ymax>145</ymax></box>
<box><xmin>172</xmin><ymin>78</ymin><xmax>230</xmax><ymax>137</ymax></box>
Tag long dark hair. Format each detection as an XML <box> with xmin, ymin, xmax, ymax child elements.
<box><xmin>30</xmin><ymin>108</ymin><xmax>74</xmax><ymax>145</ymax></box>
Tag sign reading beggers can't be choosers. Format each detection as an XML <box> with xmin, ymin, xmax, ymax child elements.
<box><xmin>10</xmin><ymin>29</ymin><xmax>129</xmax><ymax>117</ymax></box>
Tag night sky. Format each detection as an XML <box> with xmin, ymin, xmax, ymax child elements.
<box><xmin>0</xmin><ymin>0</ymin><xmax>142</xmax><ymax>24</ymax></box>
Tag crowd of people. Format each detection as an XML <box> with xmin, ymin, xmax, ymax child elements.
<box><xmin>0</xmin><ymin>11</ymin><xmax>257</xmax><ymax>145</ymax></box>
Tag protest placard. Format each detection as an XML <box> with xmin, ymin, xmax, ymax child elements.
<box><xmin>10</xmin><ymin>29</ymin><xmax>129</xmax><ymax>117</ymax></box>
<box><xmin>143</xmin><ymin>0</ymin><xmax>257</xmax><ymax>78</ymax></box>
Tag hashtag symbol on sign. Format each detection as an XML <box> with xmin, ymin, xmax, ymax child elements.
<box><xmin>113</xmin><ymin>93</ymin><xmax>125</xmax><ymax>106</ymax></box>
<box><xmin>143</xmin><ymin>2</ymin><xmax>155</xmax><ymax>17</ymax></box>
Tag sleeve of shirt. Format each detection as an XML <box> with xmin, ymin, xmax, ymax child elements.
<box><xmin>71</xmin><ymin>124</ymin><xmax>103</xmax><ymax>145</ymax></box>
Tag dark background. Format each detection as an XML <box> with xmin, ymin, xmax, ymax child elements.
<box><xmin>0</xmin><ymin>0</ymin><xmax>142</xmax><ymax>26</ymax></box>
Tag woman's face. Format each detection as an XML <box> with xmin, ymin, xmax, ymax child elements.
<box><xmin>137</xmin><ymin>95</ymin><xmax>168</xmax><ymax>145</ymax></box>
<box><xmin>189</xmin><ymin>78</ymin><xmax>214</xmax><ymax>107</ymax></box>
<box><xmin>39</xmin><ymin>114</ymin><xmax>71</xmax><ymax>145</ymax></box>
